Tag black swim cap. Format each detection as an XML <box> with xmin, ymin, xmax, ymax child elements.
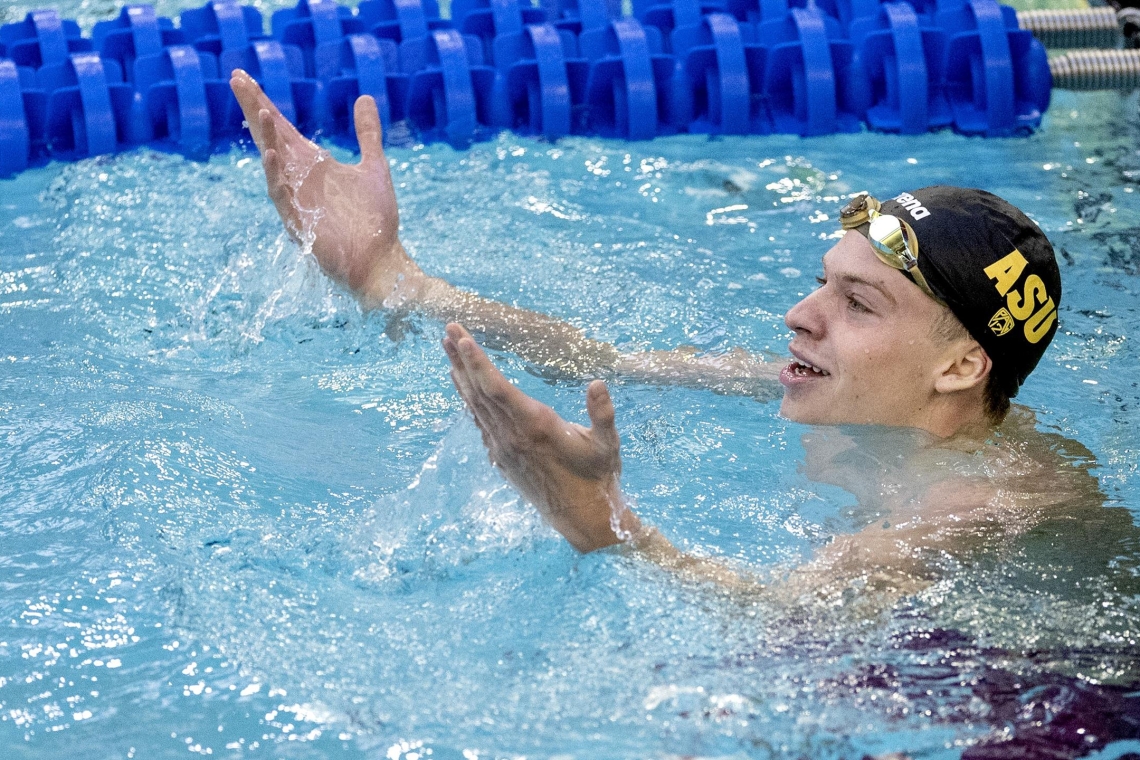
<box><xmin>876</xmin><ymin>186</ymin><xmax>1061</xmax><ymax>398</ymax></box>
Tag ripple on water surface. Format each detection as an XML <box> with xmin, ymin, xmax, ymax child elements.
<box><xmin>1</xmin><ymin>84</ymin><xmax>1140</xmax><ymax>759</ymax></box>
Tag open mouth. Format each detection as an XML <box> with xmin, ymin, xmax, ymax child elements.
<box><xmin>780</xmin><ymin>348</ymin><xmax>832</xmax><ymax>388</ymax></box>
<box><xmin>790</xmin><ymin>360</ymin><xmax>830</xmax><ymax>377</ymax></box>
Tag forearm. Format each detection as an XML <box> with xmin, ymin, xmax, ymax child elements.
<box><xmin>415</xmin><ymin>276</ymin><xmax>624</xmax><ymax>377</ymax></box>
<box><xmin>361</xmin><ymin>248</ymin><xmax>781</xmax><ymax>393</ymax></box>
<box><xmin>613</xmin><ymin>348</ymin><xmax>783</xmax><ymax>399</ymax></box>
<box><xmin>561</xmin><ymin>487</ymin><xmax>950</xmax><ymax>607</ymax></box>
<box><xmin>553</xmin><ymin>484</ymin><xmax>755</xmax><ymax>589</ymax></box>
<box><xmin>360</xmin><ymin>250</ymin><xmax>621</xmax><ymax>376</ymax></box>
<box><xmin>426</xmin><ymin>286</ymin><xmax>785</xmax><ymax>395</ymax></box>
<box><xmin>626</xmin><ymin>526</ymin><xmax>755</xmax><ymax>588</ymax></box>
<box><xmin>626</xmin><ymin>527</ymin><xmax>928</xmax><ymax>614</ymax></box>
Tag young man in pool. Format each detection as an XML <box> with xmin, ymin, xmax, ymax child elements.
<box><xmin>230</xmin><ymin>72</ymin><xmax>1083</xmax><ymax>596</ymax></box>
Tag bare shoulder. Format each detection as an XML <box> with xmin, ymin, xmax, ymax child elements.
<box><xmin>970</xmin><ymin>406</ymin><xmax>1097</xmax><ymax>502</ymax></box>
<box><xmin>907</xmin><ymin>406</ymin><xmax>1105</xmax><ymax>551</ymax></box>
<box><xmin>775</xmin><ymin>413</ymin><xmax>1130</xmax><ymax>617</ymax></box>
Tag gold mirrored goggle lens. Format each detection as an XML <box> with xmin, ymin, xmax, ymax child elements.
<box><xmin>839</xmin><ymin>193</ymin><xmax>881</xmax><ymax>229</ymax></box>
<box><xmin>868</xmin><ymin>214</ymin><xmax>917</xmax><ymax>270</ymax></box>
<box><xmin>838</xmin><ymin>194</ymin><xmax>943</xmax><ymax>305</ymax></box>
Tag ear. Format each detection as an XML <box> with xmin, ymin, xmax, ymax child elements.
<box><xmin>933</xmin><ymin>342</ymin><xmax>991</xmax><ymax>395</ymax></box>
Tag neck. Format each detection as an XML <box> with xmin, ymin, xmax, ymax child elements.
<box><xmin>799</xmin><ymin>418</ymin><xmax>990</xmax><ymax>507</ymax></box>
<box><xmin>910</xmin><ymin>391</ymin><xmax>993</xmax><ymax>440</ymax></box>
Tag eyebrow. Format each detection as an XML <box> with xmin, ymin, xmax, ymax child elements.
<box><xmin>822</xmin><ymin>264</ymin><xmax>898</xmax><ymax>306</ymax></box>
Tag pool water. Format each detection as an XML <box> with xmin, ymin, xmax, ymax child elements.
<box><xmin>3</xmin><ymin>4</ymin><xmax>1140</xmax><ymax>758</ymax></box>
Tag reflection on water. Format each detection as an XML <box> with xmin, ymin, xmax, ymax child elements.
<box><xmin>1</xmin><ymin>84</ymin><xmax>1140</xmax><ymax>757</ymax></box>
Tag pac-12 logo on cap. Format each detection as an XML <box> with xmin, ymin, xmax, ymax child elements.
<box><xmin>988</xmin><ymin>308</ymin><xmax>1015</xmax><ymax>337</ymax></box>
<box><xmin>984</xmin><ymin>249</ymin><xmax>1057</xmax><ymax>344</ymax></box>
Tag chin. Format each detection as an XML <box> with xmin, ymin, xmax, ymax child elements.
<box><xmin>779</xmin><ymin>395</ymin><xmax>827</xmax><ymax>425</ymax></box>
<box><xmin>779</xmin><ymin>393</ymin><xmax>866</xmax><ymax>427</ymax></box>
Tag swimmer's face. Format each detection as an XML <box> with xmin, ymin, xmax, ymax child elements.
<box><xmin>779</xmin><ymin>231</ymin><xmax>963</xmax><ymax>429</ymax></box>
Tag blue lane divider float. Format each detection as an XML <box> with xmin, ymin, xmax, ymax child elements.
<box><xmin>1</xmin><ymin>9</ymin><xmax>90</xmax><ymax>69</ymax></box>
<box><xmin>454</xmin><ymin>0</ymin><xmax>584</xmax><ymax>138</ymax></box>
<box><xmin>578</xmin><ymin>0</ymin><xmax>675</xmax><ymax>139</ymax></box>
<box><xmin>0</xmin><ymin>0</ymin><xmax>1052</xmax><ymax>177</ymax></box>
<box><xmin>496</xmin><ymin>21</ymin><xmax>584</xmax><ymax>138</ymax></box>
<box><xmin>272</xmin><ymin>0</ymin><xmax>367</xmax><ymax>78</ymax></box>
<box><xmin>0</xmin><ymin>59</ymin><xmax>31</xmax><ymax>175</ymax></box>
<box><xmin>358</xmin><ymin>0</ymin><xmax>447</xmax><ymax>44</ymax></box>
<box><xmin>758</xmin><ymin>0</ymin><xmax>861</xmax><ymax>135</ymax></box>
<box><xmin>847</xmin><ymin>0</ymin><xmax>953</xmax><ymax>133</ymax></box>
<box><xmin>635</xmin><ymin>0</ymin><xmax>725</xmax><ymax>47</ymax></box>
<box><xmin>92</xmin><ymin>5</ymin><xmax>180</xmax><ymax>82</ymax></box>
<box><xmin>179</xmin><ymin>0</ymin><xmax>267</xmax><ymax>55</ymax></box>
<box><xmin>405</xmin><ymin>28</ymin><xmax>496</xmax><ymax>145</ymax></box>
<box><xmin>938</xmin><ymin>0</ymin><xmax>1050</xmax><ymax>135</ymax></box>
<box><xmin>665</xmin><ymin>7</ymin><xmax>768</xmax><ymax>134</ymax></box>
<box><xmin>39</xmin><ymin>49</ymin><xmax>150</xmax><ymax>156</ymax></box>
<box><xmin>323</xmin><ymin>32</ymin><xmax>406</xmax><ymax>139</ymax></box>
<box><xmin>135</xmin><ymin>44</ymin><xmax>213</xmax><ymax>152</ymax></box>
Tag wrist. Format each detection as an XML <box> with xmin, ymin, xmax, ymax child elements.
<box><xmin>359</xmin><ymin>242</ymin><xmax>426</xmax><ymax>310</ymax></box>
<box><xmin>566</xmin><ymin>480</ymin><xmax>638</xmax><ymax>553</ymax></box>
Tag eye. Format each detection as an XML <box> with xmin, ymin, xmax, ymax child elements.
<box><xmin>815</xmin><ymin>276</ymin><xmax>827</xmax><ymax>288</ymax></box>
<box><xmin>846</xmin><ymin>294</ymin><xmax>872</xmax><ymax>314</ymax></box>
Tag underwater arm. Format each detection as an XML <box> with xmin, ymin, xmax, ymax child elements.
<box><xmin>231</xmin><ymin>73</ymin><xmax>779</xmax><ymax>395</ymax></box>
<box><xmin>768</xmin><ymin>479</ymin><xmax>1013</xmax><ymax>609</ymax></box>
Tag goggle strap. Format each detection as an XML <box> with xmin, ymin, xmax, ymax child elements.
<box><xmin>893</xmin><ymin>222</ymin><xmax>947</xmax><ymax>306</ymax></box>
<box><xmin>907</xmin><ymin>266</ymin><xmax>946</xmax><ymax>308</ymax></box>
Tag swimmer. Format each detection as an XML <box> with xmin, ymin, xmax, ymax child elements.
<box><xmin>229</xmin><ymin>72</ymin><xmax>1125</xmax><ymax>610</ymax></box>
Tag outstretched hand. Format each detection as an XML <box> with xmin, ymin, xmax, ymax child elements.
<box><xmin>443</xmin><ymin>323</ymin><xmax>638</xmax><ymax>552</ymax></box>
<box><xmin>230</xmin><ymin>70</ymin><xmax>421</xmax><ymax>305</ymax></box>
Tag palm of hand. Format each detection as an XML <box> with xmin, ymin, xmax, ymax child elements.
<box><xmin>442</xmin><ymin>324</ymin><xmax>632</xmax><ymax>552</ymax></box>
<box><xmin>490</xmin><ymin>397</ymin><xmax>620</xmax><ymax>513</ymax></box>
<box><xmin>284</xmin><ymin>148</ymin><xmax>401</xmax><ymax>293</ymax></box>
<box><xmin>231</xmin><ymin>70</ymin><xmax>408</xmax><ymax>296</ymax></box>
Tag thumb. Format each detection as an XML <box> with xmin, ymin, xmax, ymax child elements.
<box><xmin>586</xmin><ymin>380</ymin><xmax>619</xmax><ymax>452</ymax></box>
<box><xmin>353</xmin><ymin>95</ymin><xmax>384</xmax><ymax>164</ymax></box>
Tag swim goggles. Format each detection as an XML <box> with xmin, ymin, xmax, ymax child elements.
<box><xmin>838</xmin><ymin>193</ymin><xmax>943</xmax><ymax>305</ymax></box>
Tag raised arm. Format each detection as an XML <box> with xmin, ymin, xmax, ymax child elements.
<box><xmin>230</xmin><ymin>71</ymin><xmax>618</xmax><ymax>370</ymax></box>
<box><xmin>230</xmin><ymin>72</ymin><xmax>778</xmax><ymax>393</ymax></box>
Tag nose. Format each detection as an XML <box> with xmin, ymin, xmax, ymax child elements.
<box><xmin>785</xmin><ymin>286</ymin><xmax>825</xmax><ymax>338</ymax></box>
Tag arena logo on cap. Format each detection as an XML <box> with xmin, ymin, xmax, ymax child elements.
<box><xmin>891</xmin><ymin>192</ymin><xmax>931</xmax><ymax>220</ymax></box>
<box><xmin>983</xmin><ymin>249</ymin><xmax>1057</xmax><ymax>344</ymax></box>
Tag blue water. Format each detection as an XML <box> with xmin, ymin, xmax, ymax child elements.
<box><xmin>3</xmin><ymin>11</ymin><xmax>1140</xmax><ymax>755</ymax></box>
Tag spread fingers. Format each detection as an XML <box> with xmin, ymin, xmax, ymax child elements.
<box><xmin>262</xmin><ymin>148</ymin><xmax>296</xmax><ymax>228</ymax></box>
<box><xmin>232</xmin><ymin>69</ymin><xmax>312</xmax><ymax>152</ymax></box>
<box><xmin>443</xmin><ymin>334</ymin><xmax>498</xmax><ymax>429</ymax></box>
<box><xmin>447</xmin><ymin>326</ymin><xmax>522</xmax><ymax>414</ymax></box>
<box><xmin>231</xmin><ymin>70</ymin><xmax>273</xmax><ymax>149</ymax></box>
<box><xmin>353</xmin><ymin>96</ymin><xmax>385</xmax><ymax>165</ymax></box>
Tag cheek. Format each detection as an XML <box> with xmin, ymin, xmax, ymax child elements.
<box><xmin>835</xmin><ymin>338</ymin><xmax>884</xmax><ymax>386</ymax></box>
<box><xmin>834</xmin><ymin>334</ymin><xmax>925</xmax><ymax>402</ymax></box>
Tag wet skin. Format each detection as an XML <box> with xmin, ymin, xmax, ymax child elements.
<box><xmin>224</xmin><ymin>78</ymin><xmax>1140</xmax><ymax>760</ymax></box>
<box><xmin>780</xmin><ymin>231</ymin><xmax>992</xmax><ymax>435</ymax></box>
<box><xmin>228</xmin><ymin>75</ymin><xmax>1132</xmax><ymax>611</ymax></box>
